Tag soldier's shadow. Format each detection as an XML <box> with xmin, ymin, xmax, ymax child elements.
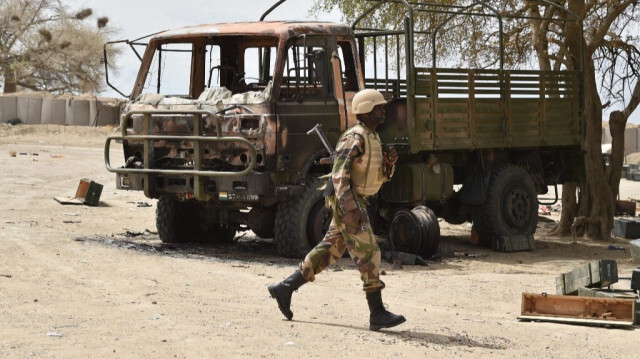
<box><xmin>292</xmin><ymin>319</ymin><xmax>501</xmax><ymax>349</ymax></box>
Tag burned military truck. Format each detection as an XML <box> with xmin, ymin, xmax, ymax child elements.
<box><xmin>105</xmin><ymin>0</ymin><xmax>585</xmax><ymax>259</ymax></box>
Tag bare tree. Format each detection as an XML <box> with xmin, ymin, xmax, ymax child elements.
<box><xmin>0</xmin><ymin>0</ymin><xmax>118</xmax><ymax>94</ymax></box>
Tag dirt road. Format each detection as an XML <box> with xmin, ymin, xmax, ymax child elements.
<box><xmin>1</xmin><ymin>125</ymin><xmax>638</xmax><ymax>358</ymax></box>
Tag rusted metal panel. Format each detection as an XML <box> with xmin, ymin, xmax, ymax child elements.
<box><xmin>152</xmin><ymin>21</ymin><xmax>354</xmax><ymax>42</ymax></box>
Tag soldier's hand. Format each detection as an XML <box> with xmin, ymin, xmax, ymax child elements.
<box><xmin>383</xmin><ymin>146</ymin><xmax>398</xmax><ymax>166</ymax></box>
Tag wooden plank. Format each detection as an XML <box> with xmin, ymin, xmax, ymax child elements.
<box><xmin>517</xmin><ymin>315</ymin><xmax>634</xmax><ymax>328</ymax></box>
<box><xmin>520</xmin><ymin>293</ymin><xmax>635</xmax><ymax>327</ymax></box>
<box><xmin>556</xmin><ymin>260</ymin><xmax>618</xmax><ymax>295</ymax></box>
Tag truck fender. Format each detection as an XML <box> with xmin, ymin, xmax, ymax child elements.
<box><xmin>300</xmin><ymin>148</ymin><xmax>333</xmax><ymax>182</ymax></box>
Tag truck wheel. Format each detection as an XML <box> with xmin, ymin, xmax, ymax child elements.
<box><xmin>274</xmin><ymin>178</ymin><xmax>331</xmax><ymax>258</ymax></box>
<box><xmin>472</xmin><ymin>165</ymin><xmax>538</xmax><ymax>247</ymax></box>
<box><xmin>156</xmin><ymin>196</ymin><xmax>194</xmax><ymax>243</ymax></box>
<box><xmin>412</xmin><ymin>206</ymin><xmax>441</xmax><ymax>258</ymax></box>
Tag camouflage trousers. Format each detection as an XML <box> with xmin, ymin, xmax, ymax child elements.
<box><xmin>299</xmin><ymin>197</ymin><xmax>384</xmax><ymax>293</ymax></box>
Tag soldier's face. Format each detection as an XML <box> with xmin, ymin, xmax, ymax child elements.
<box><xmin>371</xmin><ymin>104</ymin><xmax>385</xmax><ymax>124</ymax></box>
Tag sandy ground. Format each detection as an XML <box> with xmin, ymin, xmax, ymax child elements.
<box><xmin>1</xmin><ymin>124</ymin><xmax>639</xmax><ymax>359</ymax></box>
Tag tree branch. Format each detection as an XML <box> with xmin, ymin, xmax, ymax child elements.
<box><xmin>588</xmin><ymin>0</ymin><xmax>638</xmax><ymax>50</ymax></box>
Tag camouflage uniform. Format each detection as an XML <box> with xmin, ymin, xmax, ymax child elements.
<box><xmin>300</xmin><ymin>122</ymin><xmax>393</xmax><ymax>293</ymax></box>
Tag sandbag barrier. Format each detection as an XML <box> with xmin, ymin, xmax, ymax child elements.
<box><xmin>0</xmin><ymin>94</ymin><xmax>122</xmax><ymax>126</ymax></box>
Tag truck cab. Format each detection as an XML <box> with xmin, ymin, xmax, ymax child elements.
<box><xmin>105</xmin><ymin>21</ymin><xmax>361</xmax><ymax>254</ymax></box>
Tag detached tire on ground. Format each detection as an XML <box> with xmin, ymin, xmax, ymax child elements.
<box><xmin>388</xmin><ymin>208</ymin><xmax>422</xmax><ymax>254</ymax></box>
<box><xmin>472</xmin><ymin>165</ymin><xmax>538</xmax><ymax>247</ymax></box>
<box><xmin>274</xmin><ymin>178</ymin><xmax>331</xmax><ymax>258</ymax></box>
<box><xmin>412</xmin><ymin>205</ymin><xmax>441</xmax><ymax>258</ymax></box>
<box><xmin>388</xmin><ymin>206</ymin><xmax>441</xmax><ymax>258</ymax></box>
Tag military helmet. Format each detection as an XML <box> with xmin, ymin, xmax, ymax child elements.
<box><xmin>352</xmin><ymin>89</ymin><xmax>387</xmax><ymax>115</ymax></box>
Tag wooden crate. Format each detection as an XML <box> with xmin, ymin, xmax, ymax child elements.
<box><xmin>555</xmin><ymin>260</ymin><xmax>618</xmax><ymax>295</ymax></box>
<box><xmin>75</xmin><ymin>179</ymin><xmax>103</xmax><ymax>206</ymax></box>
<box><xmin>519</xmin><ymin>293</ymin><xmax>636</xmax><ymax>327</ymax></box>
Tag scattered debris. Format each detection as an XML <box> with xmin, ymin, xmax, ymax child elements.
<box><xmin>0</xmin><ymin>274</ymin><xmax>12</xmax><ymax>278</ymax></box>
<box><xmin>607</xmin><ymin>245</ymin><xmax>625</xmax><ymax>251</ymax></box>
<box><xmin>54</xmin><ymin>178</ymin><xmax>103</xmax><ymax>206</ymax></box>
<box><xmin>631</xmin><ymin>239</ymin><xmax>640</xmax><ymax>264</ymax></box>
<box><xmin>136</xmin><ymin>202</ymin><xmax>152</xmax><ymax>208</ymax></box>
<box><xmin>63</xmin><ymin>220</ymin><xmax>81</xmax><ymax>224</ymax></box>
<box><xmin>9</xmin><ymin>150</ymin><xmax>16</xmax><ymax>157</ymax></box>
<box><xmin>45</xmin><ymin>331</ymin><xmax>63</xmax><ymax>337</ymax></box>
<box><xmin>453</xmin><ymin>252</ymin><xmax>486</xmax><ymax>258</ymax></box>
<box><xmin>632</xmin><ymin>267</ymin><xmax>640</xmax><ymax>293</ymax></box>
<box><xmin>612</xmin><ymin>218</ymin><xmax>640</xmax><ymax>239</ymax></box>
<box><xmin>556</xmin><ymin>260</ymin><xmax>618</xmax><ymax>295</ymax></box>
<box><xmin>615</xmin><ymin>200</ymin><xmax>636</xmax><ymax>216</ymax></box>
<box><xmin>382</xmin><ymin>251</ymin><xmax>428</xmax><ymax>266</ymax></box>
<box><xmin>6</xmin><ymin>119</ymin><xmax>22</xmax><ymax>125</ymax></box>
<box><xmin>522</xmin><ymin>261</ymin><xmax>639</xmax><ymax>327</ymax></box>
<box><xmin>492</xmin><ymin>234</ymin><xmax>534</xmax><ymax>252</ymax></box>
<box><xmin>538</xmin><ymin>205</ymin><xmax>550</xmax><ymax>215</ymax></box>
<box><xmin>124</xmin><ymin>230</ymin><xmax>151</xmax><ymax>238</ymax></box>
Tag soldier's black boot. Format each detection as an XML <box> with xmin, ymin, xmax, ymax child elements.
<box><xmin>366</xmin><ymin>291</ymin><xmax>406</xmax><ymax>331</ymax></box>
<box><xmin>268</xmin><ymin>270</ymin><xmax>307</xmax><ymax>320</ymax></box>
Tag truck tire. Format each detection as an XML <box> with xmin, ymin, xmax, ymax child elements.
<box><xmin>156</xmin><ymin>196</ymin><xmax>194</xmax><ymax>243</ymax></box>
<box><xmin>472</xmin><ymin>165</ymin><xmax>538</xmax><ymax>247</ymax></box>
<box><xmin>274</xmin><ymin>178</ymin><xmax>331</xmax><ymax>258</ymax></box>
<box><xmin>388</xmin><ymin>208</ymin><xmax>422</xmax><ymax>254</ymax></box>
<box><xmin>412</xmin><ymin>206</ymin><xmax>441</xmax><ymax>258</ymax></box>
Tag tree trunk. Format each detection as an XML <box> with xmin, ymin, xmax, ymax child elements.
<box><xmin>579</xmin><ymin>60</ymin><xmax>614</xmax><ymax>240</ymax></box>
<box><xmin>607</xmin><ymin>111</ymin><xmax>625</xmax><ymax>201</ymax></box>
<box><xmin>550</xmin><ymin>182</ymin><xmax>577</xmax><ymax>236</ymax></box>
<box><xmin>2</xmin><ymin>67</ymin><xmax>17</xmax><ymax>93</ymax></box>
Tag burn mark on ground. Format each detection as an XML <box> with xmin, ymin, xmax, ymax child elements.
<box><xmin>74</xmin><ymin>231</ymin><xmax>294</xmax><ymax>265</ymax></box>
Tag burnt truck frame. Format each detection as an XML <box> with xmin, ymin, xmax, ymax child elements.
<box><xmin>104</xmin><ymin>0</ymin><xmax>585</xmax><ymax>258</ymax></box>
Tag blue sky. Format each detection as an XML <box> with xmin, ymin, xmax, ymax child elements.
<box><xmin>65</xmin><ymin>0</ymin><xmax>639</xmax><ymax>123</ymax></box>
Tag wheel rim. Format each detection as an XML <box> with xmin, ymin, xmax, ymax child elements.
<box><xmin>503</xmin><ymin>185</ymin><xmax>531</xmax><ymax>229</ymax></box>
<box><xmin>390</xmin><ymin>209</ymin><xmax>421</xmax><ymax>254</ymax></box>
<box><xmin>307</xmin><ymin>200</ymin><xmax>331</xmax><ymax>245</ymax></box>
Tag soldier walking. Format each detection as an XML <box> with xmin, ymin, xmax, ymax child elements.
<box><xmin>268</xmin><ymin>89</ymin><xmax>406</xmax><ymax>331</ymax></box>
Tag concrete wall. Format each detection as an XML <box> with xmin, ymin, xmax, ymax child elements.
<box><xmin>0</xmin><ymin>94</ymin><xmax>121</xmax><ymax>126</ymax></box>
<box><xmin>0</xmin><ymin>96</ymin><xmax>17</xmax><ymax>123</ymax></box>
<box><xmin>17</xmin><ymin>97</ymin><xmax>43</xmax><ymax>125</ymax></box>
<box><xmin>602</xmin><ymin>127</ymin><xmax>640</xmax><ymax>157</ymax></box>
<box><xmin>41</xmin><ymin>98</ymin><xmax>66</xmax><ymax>125</ymax></box>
